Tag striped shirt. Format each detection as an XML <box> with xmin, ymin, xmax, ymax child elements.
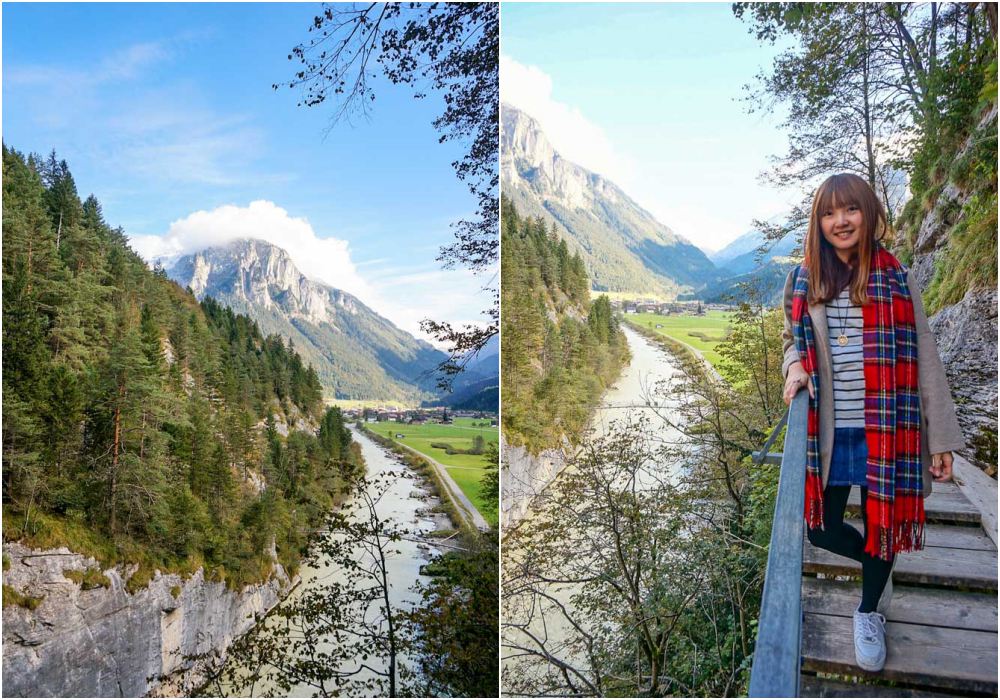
<box><xmin>826</xmin><ymin>288</ymin><xmax>865</xmax><ymax>428</ymax></box>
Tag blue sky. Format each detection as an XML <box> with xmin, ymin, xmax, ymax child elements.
<box><xmin>3</xmin><ymin>2</ymin><xmax>491</xmax><ymax>340</ymax></box>
<box><xmin>501</xmin><ymin>2</ymin><xmax>795</xmax><ymax>252</ymax></box>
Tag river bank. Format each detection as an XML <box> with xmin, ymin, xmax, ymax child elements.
<box><xmin>503</xmin><ymin>324</ymin><xmax>687</xmax><ymax>529</ymax></box>
<box><xmin>356</xmin><ymin>423</ymin><xmax>474</xmax><ymax>533</ymax></box>
<box><xmin>623</xmin><ymin>317</ymin><xmax>724</xmax><ymax>382</ymax></box>
<box><xmin>501</xmin><ymin>325</ymin><xmax>691</xmax><ymax>692</ymax></box>
<box><xmin>216</xmin><ymin>426</ymin><xmax>455</xmax><ymax>697</ymax></box>
<box><xmin>2</xmin><ymin>425</ymin><xmax>457</xmax><ymax>699</ymax></box>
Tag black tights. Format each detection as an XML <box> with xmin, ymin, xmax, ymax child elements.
<box><xmin>807</xmin><ymin>484</ymin><xmax>894</xmax><ymax>614</ymax></box>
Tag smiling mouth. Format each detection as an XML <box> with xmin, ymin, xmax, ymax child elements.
<box><xmin>833</xmin><ymin>230</ymin><xmax>856</xmax><ymax>239</ymax></box>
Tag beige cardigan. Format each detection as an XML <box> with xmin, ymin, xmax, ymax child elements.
<box><xmin>781</xmin><ymin>268</ymin><xmax>966</xmax><ymax>495</ymax></box>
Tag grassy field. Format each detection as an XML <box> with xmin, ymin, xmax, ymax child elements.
<box><xmin>628</xmin><ymin>311</ymin><xmax>734</xmax><ymax>369</ymax></box>
<box><xmin>365</xmin><ymin>418</ymin><xmax>498</xmax><ymax>521</ymax></box>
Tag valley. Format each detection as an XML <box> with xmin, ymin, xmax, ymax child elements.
<box><xmin>625</xmin><ymin>310</ymin><xmax>734</xmax><ymax>371</ymax></box>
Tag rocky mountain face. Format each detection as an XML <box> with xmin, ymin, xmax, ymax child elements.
<box><xmin>2</xmin><ymin>542</ymin><xmax>290</xmax><ymax>697</ymax></box>
<box><xmin>903</xmin><ymin>104</ymin><xmax>998</xmax><ymax>471</ymax></box>
<box><xmin>501</xmin><ymin>104</ymin><xmax>718</xmax><ymax>298</ymax></box>
<box><xmin>167</xmin><ymin>239</ymin><xmax>446</xmax><ymax>403</ymax></box>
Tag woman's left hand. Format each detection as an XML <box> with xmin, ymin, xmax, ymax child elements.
<box><xmin>930</xmin><ymin>452</ymin><xmax>954</xmax><ymax>482</ymax></box>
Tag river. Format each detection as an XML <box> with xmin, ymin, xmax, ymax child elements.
<box><xmin>590</xmin><ymin>324</ymin><xmax>687</xmax><ymax>448</ymax></box>
<box><xmin>501</xmin><ymin>324</ymin><xmax>690</xmax><ymax>694</ymax></box>
<box><xmin>219</xmin><ymin>426</ymin><xmax>446</xmax><ymax>697</ymax></box>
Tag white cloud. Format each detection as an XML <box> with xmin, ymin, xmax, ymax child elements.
<box><xmin>500</xmin><ymin>55</ymin><xmax>632</xmax><ymax>183</ymax></box>
<box><xmin>7</xmin><ymin>39</ymin><xmax>172</xmax><ymax>88</ymax></box>
<box><xmin>131</xmin><ymin>200</ymin><xmax>374</xmax><ymax>302</ymax></box>
<box><xmin>130</xmin><ymin>201</ymin><xmax>491</xmax><ymax>346</ymax></box>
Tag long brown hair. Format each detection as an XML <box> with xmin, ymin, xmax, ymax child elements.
<box><xmin>804</xmin><ymin>173</ymin><xmax>888</xmax><ymax>305</ymax></box>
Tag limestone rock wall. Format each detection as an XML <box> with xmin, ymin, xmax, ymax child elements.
<box><xmin>927</xmin><ymin>288</ymin><xmax>998</xmax><ymax>468</ymax></box>
<box><xmin>2</xmin><ymin>542</ymin><xmax>292</xmax><ymax>697</ymax></box>
<box><xmin>907</xmin><ymin>104</ymin><xmax>999</xmax><ymax>470</ymax></box>
<box><xmin>501</xmin><ymin>439</ymin><xmax>567</xmax><ymax>528</ymax></box>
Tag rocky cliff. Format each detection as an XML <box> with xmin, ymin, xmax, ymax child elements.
<box><xmin>903</xmin><ymin>104</ymin><xmax>998</xmax><ymax>471</ymax></box>
<box><xmin>501</xmin><ymin>439</ymin><xmax>566</xmax><ymax>529</ymax></box>
<box><xmin>2</xmin><ymin>542</ymin><xmax>292</xmax><ymax>697</ymax></box>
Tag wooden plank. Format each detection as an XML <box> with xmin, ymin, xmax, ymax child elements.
<box><xmin>845</xmin><ymin>488</ymin><xmax>980</xmax><ymax>524</ymax></box>
<box><xmin>802</xmin><ymin>577</ymin><xmax>998</xmax><ymax>632</ymax></box>
<box><xmin>953</xmin><ymin>455</ymin><xmax>999</xmax><ymax>548</ymax></box>
<box><xmin>801</xmin><ymin>612</ymin><xmax>998</xmax><ymax>694</ymax></box>
<box><xmin>800</xmin><ymin>675</ymin><xmax>953</xmax><ymax>697</ymax></box>
<box><xmin>803</xmin><ymin>540</ymin><xmax>997</xmax><ymax>591</ymax></box>
<box><xmin>842</xmin><ymin>518</ymin><xmax>996</xmax><ymax>552</ymax></box>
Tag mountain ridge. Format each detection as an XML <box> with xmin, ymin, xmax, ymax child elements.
<box><xmin>167</xmin><ymin>238</ymin><xmax>447</xmax><ymax>403</ymax></box>
<box><xmin>501</xmin><ymin>103</ymin><xmax>720</xmax><ymax>298</ymax></box>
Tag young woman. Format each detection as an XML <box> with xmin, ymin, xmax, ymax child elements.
<box><xmin>781</xmin><ymin>173</ymin><xmax>965</xmax><ymax>673</ymax></box>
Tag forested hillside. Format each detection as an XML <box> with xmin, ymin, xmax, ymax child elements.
<box><xmin>501</xmin><ymin>200</ymin><xmax>629</xmax><ymax>453</ymax></box>
<box><xmin>2</xmin><ymin>145</ymin><xmax>362</xmax><ymax>590</ymax></box>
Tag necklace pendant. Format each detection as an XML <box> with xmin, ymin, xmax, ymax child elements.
<box><xmin>838</xmin><ymin>334</ymin><xmax>849</xmax><ymax>346</ymax></box>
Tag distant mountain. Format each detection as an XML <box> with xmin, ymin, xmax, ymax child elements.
<box><xmin>463</xmin><ymin>334</ymin><xmax>499</xmax><ymax>377</ymax></box>
<box><xmin>711</xmin><ymin>227</ymin><xmax>799</xmax><ymax>276</ymax></box>
<box><xmin>701</xmin><ymin>256</ymin><xmax>799</xmax><ymax>306</ymax></box>
<box><xmin>167</xmin><ymin>239</ymin><xmax>447</xmax><ymax>402</ymax></box>
<box><xmin>501</xmin><ymin>104</ymin><xmax>719</xmax><ymax>298</ymax></box>
<box><xmin>436</xmin><ymin>335</ymin><xmax>499</xmax><ymax>411</ymax></box>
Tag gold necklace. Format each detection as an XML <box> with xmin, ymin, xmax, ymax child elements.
<box><xmin>836</xmin><ymin>289</ymin><xmax>850</xmax><ymax>346</ymax></box>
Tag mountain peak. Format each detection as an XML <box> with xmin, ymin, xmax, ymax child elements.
<box><xmin>165</xmin><ymin>239</ymin><xmax>451</xmax><ymax>402</ymax></box>
<box><xmin>501</xmin><ymin>104</ymin><xmax>718</xmax><ymax>297</ymax></box>
<box><xmin>175</xmin><ymin>238</ymin><xmax>354</xmax><ymax>326</ymax></box>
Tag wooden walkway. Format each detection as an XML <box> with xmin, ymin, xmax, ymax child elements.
<box><xmin>799</xmin><ymin>479</ymin><xmax>998</xmax><ymax>697</ymax></box>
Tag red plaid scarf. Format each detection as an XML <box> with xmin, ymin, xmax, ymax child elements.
<box><xmin>791</xmin><ymin>247</ymin><xmax>924</xmax><ymax>561</ymax></box>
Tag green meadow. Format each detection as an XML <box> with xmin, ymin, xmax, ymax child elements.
<box><xmin>628</xmin><ymin>311</ymin><xmax>734</xmax><ymax>370</ymax></box>
<box><xmin>365</xmin><ymin>418</ymin><xmax>498</xmax><ymax>521</ymax></box>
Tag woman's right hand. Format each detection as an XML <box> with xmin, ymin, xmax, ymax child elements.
<box><xmin>783</xmin><ymin>362</ymin><xmax>814</xmax><ymax>406</ymax></box>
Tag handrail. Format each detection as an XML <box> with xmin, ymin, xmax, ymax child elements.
<box><xmin>748</xmin><ymin>390</ymin><xmax>809</xmax><ymax>698</ymax></box>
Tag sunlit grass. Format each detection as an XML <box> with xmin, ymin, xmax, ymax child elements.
<box><xmin>628</xmin><ymin>311</ymin><xmax>733</xmax><ymax>369</ymax></box>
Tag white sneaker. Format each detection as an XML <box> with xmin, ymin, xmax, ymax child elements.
<box><xmin>853</xmin><ymin>608</ymin><xmax>887</xmax><ymax>671</ymax></box>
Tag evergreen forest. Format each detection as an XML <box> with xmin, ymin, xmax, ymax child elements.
<box><xmin>500</xmin><ymin>200</ymin><xmax>630</xmax><ymax>454</ymax></box>
<box><xmin>2</xmin><ymin>145</ymin><xmax>363</xmax><ymax>590</ymax></box>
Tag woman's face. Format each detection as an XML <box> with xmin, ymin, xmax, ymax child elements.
<box><xmin>820</xmin><ymin>201</ymin><xmax>863</xmax><ymax>262</ymax></box>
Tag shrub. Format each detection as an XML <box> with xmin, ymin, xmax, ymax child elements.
<box><xmin>62</xmin><ymin>567</ymin><xmax>111</xmax><ymax>590</ymax></box>
<box><xmin>2</xmin><ymin>584</ymin><xmax>43</xmax><ymax>610</ymax></box>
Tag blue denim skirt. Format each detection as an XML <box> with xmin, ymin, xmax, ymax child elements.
<box><xmin>828</xmin><ymin>427</ymin><xmax>868</xmax><ymax>487</ymax></box>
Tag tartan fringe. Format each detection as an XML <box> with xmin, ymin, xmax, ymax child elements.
<box><xmin>893</xmin><ymin>493</ymin><xmax>926</xmax><ymax>555</ymax></box>
<box><xmin>805</xmin><ymin>473</ymin><xmax>825</xmax><ymax>530</ymax></box>
<box><xmin>863</xmin><ymin>493</ymin><xmax>926</xmax><ymax>560</ymax></box>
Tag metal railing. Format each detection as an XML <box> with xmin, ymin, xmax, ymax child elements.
<box><xmin>748</xmin><ymin>391</ymin><xmax>809</xmax><ymax>698</ymax></box>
